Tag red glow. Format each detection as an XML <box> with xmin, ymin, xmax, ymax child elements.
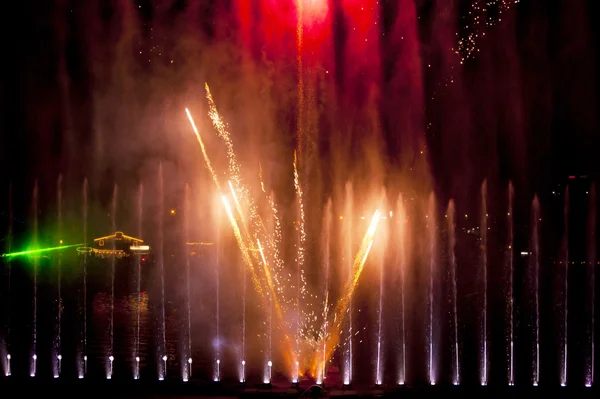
<box><xmin>141</xmin><ymin>257</ymin><xmax>146</xmax><ymax>262</ymax></box>
<box><xmin>301</xmin><ymin>0</ymin><xmax>329</xmax><ymax>24</ymax></box>
<box><xmin>568</xmin><ymin>176</ymin><xmax>576</xmax><ymax>179</ymax></box>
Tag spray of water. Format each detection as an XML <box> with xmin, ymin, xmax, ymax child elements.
<box><xmin>507</xmin><ymin>182</ymin><xmax>514</xmax><ymax>385</ymax></box>
<box><xmin>448</xmin><ymin>200</ymin><xmax>460</xmax><ymax>385</ymax></box>
<box><xmin>54</xmin><ymin>175</ymin><xmax>63</xmax><ymax>377</ymax></box>
<box><xmin>427</xmin><ymin>193</ymin><xmax>436</xmax><ymax>385</ymax></box>
<box><xmin>81</xmin><ymin>179</ymin><xmax>88</xmax><ymax>377</ymax></box>
<box><xmin>531</xmin><ymin>196</ymin><xmax>540</xmax><ymax>385</ymax></box>
<box><xmin>157</xmin><ymin>165</ymin><xmax>167</xmax><ymax>379</ymax></box>
<box><xmin>31</xmin><ymin>181</ymin><xmax>38</xmax><ymax>377</ymax></box>
<box><xmin>481</xmin><ymin>181</ymin><xmax>488</xmax><ymax>385</ymax></box>
<box><xmin>396</xmin><ymin>195</ymin><xmax>407</xmax><ymax>385</ymax></box>
<box><xmin>135</xmin><ymin>183</ymin><xmax>143</xmax><ymax>379</ymax></box>
<box><xmin>561</xmin><ymin>188</ymin><xmax>569</xmax><ymax>386</ymax></box>
<box><xmin>587</xmin><ymin>184</ymin><xmax>596</xmax><ymax>387</ymax></box>
<box><xmin>343</xmin><ymin>182</ymin><xmax>354</xmax><ymax>385</ymax></box>
<box><xmin>108</xmin><ymin>185</ymin><xmax>117</xmax><ymax>378</ymax></box>
<box><xmin>183</xmin><ymin>184</ymin><xmax>191</xmax><ymax>381</ymax></box>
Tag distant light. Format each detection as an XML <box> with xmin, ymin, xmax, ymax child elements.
<box><xmin>54</xmin><ymin>375</ymin><xmax>59</xmax><ymax>379</ymax></box>
<box><xmin>30</xmin><ymin>373</ymin><xmax>35</xmax><ymax>377</ymax></box>
<box><xmin>78</xmin><ymin>375</ymin><xmax>84</xmax><ymax>379</ymax></box>
<box><xmin>170</xmin><ymin>209</ymin><xmax>176</xmax><ymax>215</ymax></box>
<box><xmin>183</xmin><ymin>378</ymin><xmax>188</xmax><ymax>382</ymax></box>
<box><xmin>569</xmin><ymin>176</ymin><xmax>576</xmax><ymax>179</ymax></box>
<box><xmin>109</xmin><ymin>355</ymin><xmax>114</xmax><ymax>361</ymax></box>
<box><xmin>158</xmin><ymin>377</ymin><xmax>164</xmax><ymax>381</ymax></box>
<box><xmin>135</xmin><ymin>356</ymin><xmax>140</xmax><ymax>362</ymax></box>
<box><xmin>32</xmin><ymin>354</ymin><xmax>37</xmax><ymax>360</ymax></box>
<box><xmin>106</xmin><ymin>376</ymin><xmax>111</xmax><ymax>380</ymax></box>
<box><xmin>84</xmin><ymin>355</ymin><xmax>88</xmax><ymax>361</ymax></box>
<box><xmin>131</xmin><ymin>245</ymin><xmax>150</xmax><ymax>251</ymax></box>
<box><xmin>586</xmin><ymin>383</ymin><xmax>592</xmax><ymax>388</ymax></box>
<box><xmin>533</xmin><ymin>382</ymin><xmax>538</xmax><ymax>386</ymax></box>
<box><xmin>242</xmin><ymin>360</ymin><xmax>245</xmax><ymax>365</ymax></box>
<box><xmin>264</xmin><ymin>379</ymin><xmax>270</xmax><ymax>384</ymax></box>
<box><xmin>561</xmin><ymin>383</ymin><xmax>566</xmax><ymax>387</ymax></box>
<box><xmin>521</xmin><ymin>252</ymin><xmax>529</xmax><ymax>256</ymax></box>
<box><xmin>376</xmin><ymin>380</ymin><xmax>382</xmax><ymax>385</ymax></box>
<box><xmin>268</xmin><ymin>360</ymin><xmax>272</xmax><ymax>367</ymax></box>
<box><xmin>216</xmin><ymin>359</ymin><xmax>220</xmax><ymax>364</ymax></box>
<box><xmin>188</xmin><ymin>358</ymin><xmax>192</xmax><ymax>364</ymax></box>
<box><xmin>454</xmin><ymin>382</ymin><xmax>459</xmax><ymax>386</ymax></box>
<box><xmin>398</xmin><ymin>380</ymin><xmax>404</xmax><ymax>386</ymax></box>
<box><xmin>213</xmin><ymin>378</ymin><xmax>219</xmax><ymax>382</ymax></box>
<box><xmin>162</xmin><ymin>355</ymin><xmax>167</xmax><ymax>361</ymax></box>
<box><xmin>6</xmin><ymin>354</ymin><xmax>10</xmax><ymax>360</ymax></box>
<box><xmin>57</xmin><ymin>354</ymin><xmax>62</xmax><ymax>360</ymax></box>
<box><xmin>59</xmin><ymin>240</ymin><xmax>63</xmax><ymax>244</ymax></box>
<box><xmin>292</xmin><ymin>378</ymin><xmax>298</xmax><ymax>383</ymax></box>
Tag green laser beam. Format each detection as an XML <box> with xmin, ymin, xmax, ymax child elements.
<box><xmin>1</xmin><ymin>243</ymin><xmax>84</xmax><ymax>258</ymax></box>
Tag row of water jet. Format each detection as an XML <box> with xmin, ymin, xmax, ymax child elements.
<box><xmin>107</xmin><ymin>185</ymin><xmax>117</xmax><ymax>379</ymax></box>
<box><xmin>586</xmin><ymin>185</ymin><xmax>596</xmax><ymax>387</ymax></box>
<box><xmin>560</xmin><ymin>189</ymin><xmax>570</xmax><ymax>387</ymax></box>
<box><xmin>157</xmin><ymin>165</ymin><xmax>167</xmax><ymax>380</ymax></box>
<box><xmin>342</xmin><ymin>182</ymin><xmax>354</xmax><ymax>386</ymax></box>
<box><xmin>507</xmin><ymin>182</ymin><xmax>514</xmax><ymax>386</ymax></box>
<box><xmin>447</xmin><ymin>201</ymin><xmax>460</xmax><ymax>385</ymax></box>
<box><xmin>480</xmin><ymin>182</ymin><xmax>488</xmax><ymax>386</ymax></box>
<box><xmin>30</xmin><ymin>182</ymin><xmax>38</xmax><ymax>377</ymax></box>
<box><xmin>53</xmin><ymin>175</ymin><xmax>63</xmax><ymax>378</ymax></box>
<box><xmin>531</xmin><ymin>196</ymin><xmax>541</xmax><ymax>386</ymax></box>
<box><xmin>396</xmin><ymin>195</ymin><xmax>407</xmax><ymax>386</ymax></box>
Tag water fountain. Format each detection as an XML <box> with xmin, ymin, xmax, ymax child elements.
<box><xmin>53</xmin><ymin>174</ymin><xmax>63</xmax><ymax>378</ymax></box>
<box><xmin>107</xmin><ymin>185</ymin><xmax>117</xmax><ymax>379</ymax></box>
<box><xmin>157</xmin><ymin>164</ymin><xmax>167</xmax><ymax>380</ymax></box>
<box><xmin>134</xmin><ymin>183</ymin><xmax>143</xmax><ymax>380</ymax></box>
<box><xmin>182</xmin><ymin>184</ymin><xmax>191</xmax><ymax>382</ymax></box>
<box><xmin>30</xmin><ymin>181</ymin><xmax>38</xmax><ymax>378</ymax></box>
<box><xmin>480</xmin><ymin>181</ymin><xmax>488</xmax><ymax>386</ymax></box>
<box><xmin>507</xmin><ymin>182</ymin><xmax>515</xmax><ymax>386</ymax></box>
<box><xmin>427</xmin><ymin>193</ymin><xmax>436</xmax><ymax>385</ymax></box>
<box><xmin>447</xmin><ymin>200</ymin><xmax>460</xmax><ymax>385</ymax></box>
<box><xmin>587</xmin><ymin>184</ymin><xmax>596</xmax><ymax>387</ymax></box>
<box><xmin>531</xmin><ymin>196</ymin><xmax>541</xmax><ymax>386</ymax></box>
<box><xmin>561</xmin><ymin>188</ymin><xmax>570</xmax><ymax>386</ymax></box>
<box><xmin>80</xmin><ymin>178</ymin><xmax>88</xmax><ymax>378</ymax></box>
<box><xmin>396</xmin><ymin>195</ymin><xmax>407</xmax><ymax>386</ymax></box>
<box><xmin>343</xmin><ymin>182</ymin><xmax>354</xmax><ymax>387</ymax></box>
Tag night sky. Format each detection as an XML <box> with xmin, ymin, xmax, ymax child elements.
<box><xmin>0</xmin><ymin>0</ymin><xmax>598</xmax><ymax>224</ymax></box>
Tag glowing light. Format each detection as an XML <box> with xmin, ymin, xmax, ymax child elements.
<box><xmin>533</xmin><ymin>382</ymin><xmax>538</xmax><ymax>386</ymax></box>
<box><xmin>158</xmin><ymin>377</ymin><xmax>164</xmax><ymax>381</ymax></box>
<box><xmin>1</xmin><ymin>243</ymin><xmax>84</xmax><ymax>258</ymax></box>
<box><xmin>162</xmin><ymin>355</ymin><xmax>167</xmax><ymax>361</ymax></box>
<box><xmin>561</xmin><ymin>383</ymin><xmax>566</xmax><ymax>387</ymax></box>
<box><xmin>217</xmin><ymin>359</ymin><xmax>221</xmax><ymax>364</ymax></box>
<box><xmin>6</xmin><ymin>354</ymin><xmax>10</xmax><ymax>360</ymax></box>
<box><xmin>586</xmin><ymin>383</ymin><xmax>592</xmax><ymax>388</ymax></box>
<box><xmin>57</xmin><ymin>354</ymin><xmax>62</xmax><ymax>360</ymax></box>
<box><xmin>32</xmin><ymin>354</ymin><xmax>37</xmax><ymax>360</ymax></box>
<box><xmin>398</xmin><ymin>380</ymin><xmax>404</xmax><ymax>386</ymax></box>
<box><xmin>268</xmin><ymin>360</ymin><xmax>272</xmax><ymax>367</ymax></box>
<box><xmin>109</xmin><ymin>356</ymin><xmax>114</xmax><ymax>361</ymax></box>
<box><xmin>78</xmin><ymin>375</ymin><xmax>84</xmax><ymax>379</ymax></box>
<box><xmin>188</xmin><ymin>358</ymin><xmax>192</xmax><ymax>364</ymax></box>
<box><xmin>54</xmin><ymin>375</ymin><xmax>59</xmax><ymax>379</ymax></box>
<box><xmin>170</xmin><ymin>209</ymin><xmax>176</xmax><ymax>215</ymax></box>
<box><xmin>136</xmin><ymin>356</ymin><xmax>140</xmax><ymax>362</ymax></box>
<box><xmin>242</xmin><ymin>360</ymin><xmax>245</xmax><ymax>365</ymax></box>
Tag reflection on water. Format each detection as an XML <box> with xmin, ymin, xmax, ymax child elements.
<box><xmin>89</xmin><ymin>292</ymin><xmax>178</xmax><ymax>378</ymax></box>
